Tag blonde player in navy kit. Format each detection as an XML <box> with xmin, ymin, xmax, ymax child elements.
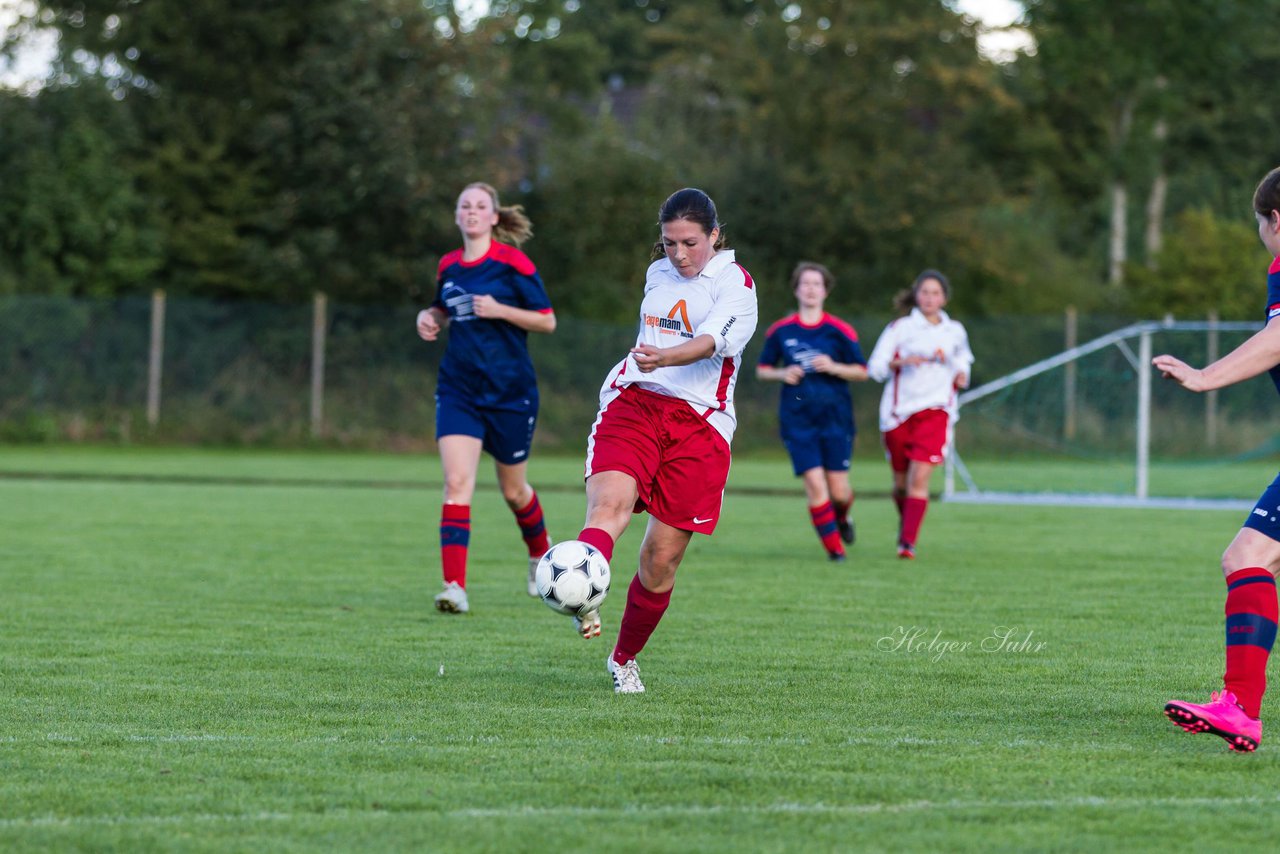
<box><xmin>568</xmin><ymin>188</ymin><xmax>759</xmax><ymax>694</ymax></box>
<box><xmin>416</xmin><ymin>183</ymin><xmax>556</xmax><ymax>615</ymax></box>
<box><xmin>1155</xmin><ymin>166</ymin><xmax>1280</xmax><ymax>752</ymax></box>
<box><xmin>757</xmin><ymin>262</ymin><xmax>868</xmax><ymax>562</ymax></box>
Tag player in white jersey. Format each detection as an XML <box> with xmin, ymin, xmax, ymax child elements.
<box><xmin>568</xmin><ymin>188</ymin><xmax>759</xmax><ymax>694</ymax></box>
<box><xmin>594</xmin><ymin>241</ymin><xmax>757</xmax><ymax>448</ymax></box>
<box><xmin>866</xmin><ymin>270</ymin><xmax>973</xmax><ymax>558</ymax></box>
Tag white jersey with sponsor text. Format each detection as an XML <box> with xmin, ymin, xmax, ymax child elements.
<box><xmin>866</xmin><ymin>307</ymin><xmax>974</xmax><ymax>432</ymax></box>
<box><xmin>598</xmin><ymin>250</ymin><xmax>759</xmax><ymax>445</ymax></box>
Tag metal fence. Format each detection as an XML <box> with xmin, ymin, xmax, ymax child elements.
<box><xmin>1</xmin><ymin>293</ymin><xmax>1247</xmax><ymax>458</ymax></box>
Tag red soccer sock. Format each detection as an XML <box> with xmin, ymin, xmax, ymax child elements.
<box><xmin>577</xmin><ymin>527</ymin><xmax>615</xmax><ymax>564</ymax></box>
<box><xmin>1223</xmin><ymin>567</ymin><xmax>1278</xmax><ymax>718</ymax></box>
<box><xmin>514</xmin><ymin>490</ymin><xmax>551</xmax><ymax>557</ymax></box>
<box><xmin>833</xmin><ymin>495</ymin><xmax>853</xmax><ymax>523</ymax></box>
<box><xmin>440</xmin><ymin>503</ymin><xmax>471</xmax><ymax>587</ymax></box>
<box><xmin>613</xmin><ymin>574</ymin><xmax>672</xmax><ymax>665</ymax></box>
<box><xmin>809</xmin><ymin>501</ymin><xmax>844</xmax><ymax>557</ymax></box>
<box><xmin>900</xmin><ymin>497</ymin><xmax>928</xmax><ymax>547</ymax></box>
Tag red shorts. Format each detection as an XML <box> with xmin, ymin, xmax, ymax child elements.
<box><xmin>883</xmin><ymin>408</ymin><xmax>950</xmax><ymax>472</ymax></box>
<box><xmin>585</xmin><ymin>386</ymin><xmax>731</xmax><ymax>534</ymax></box>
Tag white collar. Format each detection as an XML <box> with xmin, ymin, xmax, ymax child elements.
<box><xmin>658</xmin><ymin>249</ymin><xmax>736</xmax><ymax>280</ymax></box>
<box><xmin>909</xmin><ymin>306</ymin><xmax>950</xmax><ymax>326</ymax></box>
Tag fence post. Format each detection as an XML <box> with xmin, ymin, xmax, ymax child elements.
<box><xmin>1136</xmin><ymin>329</ymin><xmax>1151</xmax><ymax>500</ymax></box>
<box><xmin>1206</xmin><ymin>310</ymin><xmax>1219</xmax><ymax>449</ymax></box>
<box><xmin>146</xmin><ymin>289</ymin><xmax>166</xmax><ymax>427</ymax></box>
<box><xmin>1064</xmin><ymin>306</ymin><xmax>1077</xmax><ymax>440</ymax></box>
<box><xmin>310</xmin><ymin>292</ymin><xmax>327</xmax><ymax>438</ymax></box>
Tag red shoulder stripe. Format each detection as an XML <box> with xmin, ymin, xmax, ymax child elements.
<box><xmin>734</xmin><ymin>263</ymin><xmax>754</xmax><ymax>289</ymax></box>
<box><xmin>1270</xmin><ymin>256</ymin><xmax>1280</xmax><ymax>275</ymax></box>
<box><xmin>437</xmin><ymin>248</ymin><xmax>463</xmax><ymax>278</ymax></box>
<box><xmin>764</xmin><ymin>314</ymin><xmax>800</xmax><ymax>338</ymax></box>
<box><xmin>491</xmin><ymin>243</ymin><xmax>538</xmax><ymax>276</ymax></box>
<box><xmin>823</xmin><ymin>313</ymin><xmax>860</xmax><ymax>342</ymax></box>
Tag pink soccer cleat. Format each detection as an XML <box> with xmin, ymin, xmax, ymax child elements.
<box><xmin>1164</xmin><ymin>689</ymin><xmax>1261</xmax><ymax>752</ymax></box>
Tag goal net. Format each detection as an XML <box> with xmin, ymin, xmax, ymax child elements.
<box><xmin>944</xmin><ymin>319</ymin><xmax>1279</xmax><ymax>510</ymax></box>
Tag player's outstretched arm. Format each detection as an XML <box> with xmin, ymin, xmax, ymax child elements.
<box><xmin>632</xmin><ymin>335</ymin><xmax>717</xmax><ymax>373</ymax></box>
<box><xmin>756</xmin><ymin>364</ymin><xmax>805</xmax><ymax>384</ymax></box>
<box><xmin>471</xmin><ymin>295</ymin><xmax>556</xmax><ymax>333</ymax></box>
<box><xmin>1154</xmin><ymin>317</ymin><xmax>1280</xmax><ymax>393</ymax></box>
<box><xmin>810</xmin><ymin>355</ymin><xmax>868</xmax><ymax>381</ymax></box>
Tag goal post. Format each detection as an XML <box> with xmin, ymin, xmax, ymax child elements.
<box><xmin>943</xmin><ymin>318</ymin><xmax>1267</xmax><ymax>510</ymax></box>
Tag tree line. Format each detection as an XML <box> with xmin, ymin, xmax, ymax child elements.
<box><xmin>2</xmin><ymin>0</ymin><xmax>1279</xmax><ymax>324</ymax></box>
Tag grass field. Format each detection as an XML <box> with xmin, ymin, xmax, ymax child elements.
<box><xmin>3</xmin><ymin>446</ymin><xmax>1279</xmax><ymax>852</ymax></box>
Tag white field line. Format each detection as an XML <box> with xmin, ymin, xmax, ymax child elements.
<box><xmin>20</xmin><ymin>733</ymin><xmax>1138</xmax><ymax>752</ymax></box>
<box><xmin>4</xmin><ymin>795</ymin><xmax>1280</xmax><ymax>830</ymax></box>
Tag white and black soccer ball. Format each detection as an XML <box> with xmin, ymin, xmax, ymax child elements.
<box><xmin>534</xmin><ymin>540</ymin><xmax>611</xmax><ymax>617</ymax></box>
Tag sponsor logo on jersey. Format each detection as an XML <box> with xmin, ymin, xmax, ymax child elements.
<box><xmin>785</xmin><ymin>340</ymin><xmax>820</xmax><ymax>372</ymax></box>
<box><xmin>441</xmin><ymin>282</ymin><xmax>475</xmax><ymax>320</ymax></box>
<box><xmin>644</xmin><ymin>299</ymin><xmax>694</xmax><ymax>338</ymax></box>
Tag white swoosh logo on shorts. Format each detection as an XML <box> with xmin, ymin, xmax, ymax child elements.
<box><xmin>692</xmin><ymin>516</ymin><xmax>713</xmax><ymax>524</ymax></box>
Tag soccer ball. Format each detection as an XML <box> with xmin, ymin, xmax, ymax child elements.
<box><xmin>534</xmin><ymin>540</ymin><xmax>611</xmax><ymax>617</ymax></box>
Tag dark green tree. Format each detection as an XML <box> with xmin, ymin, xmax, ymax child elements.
<box><xmin>1017</xmin><ymin>0</ymin><xmax>1280</xmax><ymax>302</ymax></box>
<box><xmin>605</xmin><ymin>0</ymin><xmax>1028</xmax><ymax>318</ymax></box>
<box><xmin>6</xmin><ymin>0</ymin><xmax>520</xmax><ymax>301</ymax></box>
<box><xmin>0</xmin><ymin>83</ymin><xmax>161</xmax><ymax>295</ymax></box>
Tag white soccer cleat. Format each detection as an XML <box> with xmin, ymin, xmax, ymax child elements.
<box><xmin>433</xmin><ymin>581</ymin><xmax>469</xmax><ymax>614</ymax></box>
<box><xmin>574</xmin><ymin>609</ymin><xmax>602</xmax><ymax>639</ymax></box>
<box><xmin>607</xmin><ymin>656</ymin><xmax>645</xmax><ymax>694</ymax></box>
<box><xmin>527</xmin><ymin>555</ymin><xmax>541</xmax><ymax>598</ymax></box>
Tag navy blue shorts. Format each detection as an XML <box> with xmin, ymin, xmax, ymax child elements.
<box><xmin>435</xmin><ymin>393</ymin><xmax>538</xmax><ymax>466</ymax></box>
<box><xmin>782</xmin><ymin>428</ymin><xmax>853</xmax><ymax>476</ymax></box>
<box><xmin>1243</xmin><ymin>472</ymin><xmax>1280</xmax><ymax>543</ymax></box>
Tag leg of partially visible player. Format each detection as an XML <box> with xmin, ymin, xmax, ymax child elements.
<box><xmin>897</xmin><ymin>409</ymin><xmax>948</xmax><ymax>558</ymax></box>
<box><xmin>801</xmin><ymin>467</ymin><xmax>845</xmax><ymax>561</ymax></box>
<box><xmin>570</xmin><ymin>471</ymin><xmax>640</xmax><ymax>640</ymax></box>
<box><xmin>883</xmin><ymin>427</ymin><xmax>909</xmax><ymax>545</ymax></box>
<box><xmin>821</xmin><ymin>431</ymin><xmax>856</xmax><ymax>546</ymax></box>
<box><xmin>891</xmin><ymin>471</ymin><xmax>908</xmax><ymax>536</ymax></box>
<box><xmin>1166</xmin><ymin>524</ymin><xmax>1280</xmax><ymax>751</ymax></box>
<box><xmin>434</xmin><ymin>435</ymin><xmax>483</xmax><ymax>613</ymax></box>
<box><xmin>898</xmin><ymin>458</ymin><xmax>933</xmax><ymax>558</ymax></box>
<box><xmin>827</xmin><ymin>469</ymin><xmax>856</xmax><ymax>547</ymax></box>
<box><xmin>578</xmin><ymin>470</ymin><xmax>638</xmax><ymax>565</ymax></box>
<box><xmin>607</xmin><ymin>517</ymin><xmax>693</xmax><ymax>694</ymax></box>
<box><xmin>496</xmin><ymin>460</ymin><xmax>551</xmax><ymax>597</ymax></box>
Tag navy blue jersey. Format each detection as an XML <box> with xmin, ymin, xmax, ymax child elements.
<box><xmin>758</xmin><ymin>313</ymin><xmax>866</xmax><ymax>430</ymax></box>
<box><xmin>1268</xmin><ymin>257</ymin><xmax>1280</xmax><ymax>398</ymax></box>
<box><xmin>433</xmin><ymin>242</ymin><xmax>553</xmax><ymax>410</ymax></box>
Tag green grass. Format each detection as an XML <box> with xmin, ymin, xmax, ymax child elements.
<box><xmin>954</xmin><ymin>454</ymin><xmax>1273</xmax><ymax>501</ymax></box>
<box><xmin>2</xmin><ymin>446</ymin><xmax>1278</xmax><ymax>852</ymax></box>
